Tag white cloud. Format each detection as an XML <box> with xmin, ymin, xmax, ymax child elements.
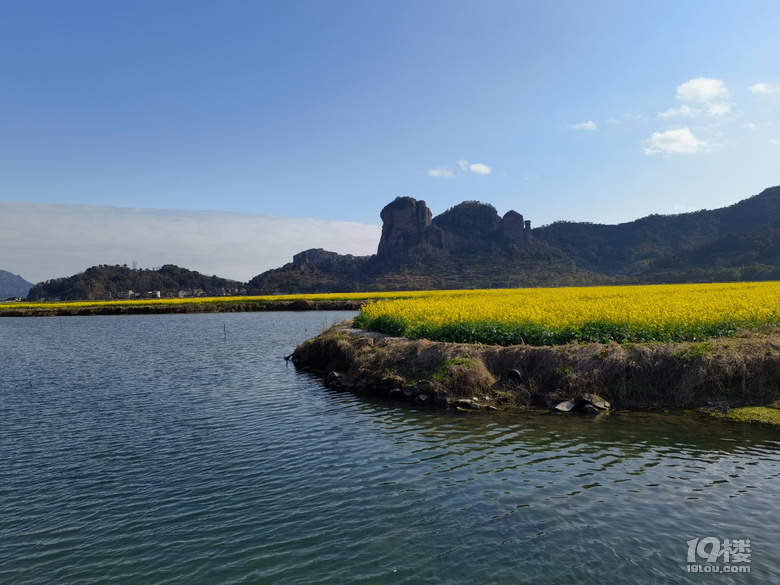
<box><xmin>749</xmin><ymin>83</ymin><xmax>776</xmax><ymax>94</ymax></box>
<box><xmin>647</xmin><ymin>78</ymin><xmax>737</xmax><ymax>154</ymax></box>
<box><xmin>658</xmin><ymin>77</ymin><xmax>733</xmax><ymax>118</ymax></box>
<box><xmin>644</xmin><ymin>128</ymin><xmax>707</xmax><ymax>156</ymax></box>
<box><xmin>657</xmin><ymin>104</ymin><xmax>697</xmax><ymax>119</ymax></box>
<box><xmin>468</xmin><ymin>162</ymin><xmax>492</xmax><ymax>175</ymax></box>
<box><xmin>606</xmin><ymin>113</ymin><xmax>647</xmax><ymax>125</ymax></box>
<box><xmin>706</xmin><ymin>102</ymin><xmax>733</xmax><ymax>116</ymax></box>
<box><xmin>457</xmin><ymin>159</ymin><xmax>492</xmax><ymax>174</ymax></box>
<box><xmin>569</xmin><ymin>120</ymin><xmax>597</xmax><ymax>131</ymax></box>
<box><xmin>0</xmin><ymin>203</ymin><xmax>381</xmax><ymax>284</ymax></box>
<box><xmin>677</xmin><ymin>77</ymin><xmax>730</xmax><ymax>103</ymax></box>
<box><xmin>427</xmin><ymin>167</ymin><xmax>454</xmax><ymax>178</ymax></box>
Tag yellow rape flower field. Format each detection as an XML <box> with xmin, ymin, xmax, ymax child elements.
<box><xmin>6</xmin><ymin>291</ymin><xmax>398</xmax><ymax>312</ymax></box>
<box><xmin>9</xmin><ymin>282</ymin><xmax>780</xmax><ymax>347</ymax></box>
<box><xmin>353</xmin><ymin>282</ymin><xmax>780</xmax><ymax>345</ymax></box>
<box><xmin>1</xmin><ymin>290</ymin><xmax>434</xmax><ymax>316</ymax></box>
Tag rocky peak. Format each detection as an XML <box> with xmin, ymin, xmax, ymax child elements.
<box><xmin>292</xmin><ymin>248</ymin><xmax>367</xmax><ymax>270</ymax></box>
<box><xmin>375</xmin><ymin>197</ymin><xmax>532</xmax><ymax>259</ymax></box>
<box><xmin>377</xmin><ymin>197</ymin><xmax>443</xmax><ymax>259</ymax></box>
<box><xmin>431</xmin><ymin>201</ymin><xmax>531</xmax><ymax>249</ymax></box>
<box><xmin>502</xmin><ymin>210</ymin><xmax>531</xmax><ymax>245</ymax></box>
<box><xmin>433</xmin><ymin>201</ymin><xmax>501</xmax><ymax>236</ymax></box>
<box><xmin>293</xmin><ymin>249</ymin><xmax>340</xmax><ymax>268</ymax></box>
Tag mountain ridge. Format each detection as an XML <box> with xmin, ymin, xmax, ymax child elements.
<box><xmin>532</xmin><ymin>186</ymin><xmax>780</xmax><ymax>275</ymax></box>
<box><xmin>18</xmin><ymin>185</ymin><xmax>780</xmax><ymax>299</ymax></box>
<box><xmin>0</xmin><ymin>270</ymin><xmax>34</xmax><ymax>299</ymax></box>
<box><xmin>248</xmin><ymin>185</ymin><xmax>780</xmax><ymax>293</ymax></box>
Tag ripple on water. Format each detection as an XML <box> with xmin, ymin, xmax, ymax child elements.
<box><xmin>2</xmin><ymin>313</ymin><xmax>780</xmax><ymax>584</ymax></box>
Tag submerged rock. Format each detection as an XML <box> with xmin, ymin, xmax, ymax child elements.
<box><xmin>577</xmin><ymin>393</ymin><xmax>611</xmax><ymax>411</ymax></box>
<box><xmin>389</xmin><ymin>388</ymin><xmax>405</xmax><ymax>401</ymax></box>
<box><xmin>699</xmin><ymin>401</ymin><xmax>730</xmax><ymax>414</ymax></box>
<box><xmin>555</xmin><ymin>393</ymin><xmax>611</xmax><ymax>414</ymax></box>
<box><xmin>554</xmin><ymin>400</ymin><xmax>577</xmax><ymax>412</ymax></box>
<box><xmin>325</xmin><ymin>371</ymin><xmax>343</xmax><ymax>389</ymax></box>
<box><xmin>451</xmin><ymin>398</ymin><xmax>486</xmax><ymax>411</ymax></box>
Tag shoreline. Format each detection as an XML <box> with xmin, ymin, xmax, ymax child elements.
<box><xmin>0</xmin><ymin>299</ymin><xmax>363</xmax><ymax>317</ymax></box>
<box><xmin>292</xmin><ymin>323</ymin><xmax>780</xmax><ymax>425</ymax></box>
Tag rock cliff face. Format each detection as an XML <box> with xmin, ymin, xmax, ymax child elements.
<box><xmin>376</xmin><ymin>197</ymin><xmax>445</xmax><ymax>260</ymax></box>
<box><xmin>292</xmin><ymin>248</ymin><xmax>357</xmax><ymax>269</ymax></box>
<box><xmin>375</xmin><ymin>197</ymin><xmax>531</xmax><ymax>261</ymax></box>
<box><xmin>501</xmin><ymin>210</ymin><xmax>532</xmax><ymax>246</ymax></box>
<box><xmin>433</xmin><ymin>200</ymin><xmax>531</xmax><ymax>251</ymax></box>
<box><xmin>248</xmin><ymin>196</ymin><xmax>560</xmax><ymax>294</ymax></box>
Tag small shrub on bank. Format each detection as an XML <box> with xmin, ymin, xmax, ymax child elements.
<box><xmin>726</xmin><ymin>406</ymin><xmax>780</xmax><ymax>426</ymax></box>
<box><xmin>433</xmin><ymin>357</ymin><xmax>496</xmax><ymax>393</ymax></box>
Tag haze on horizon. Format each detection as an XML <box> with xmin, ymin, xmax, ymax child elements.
<box><xmin>2</xmin><ymin>1</ymin><xmax>780</xmax><ymax>284</ymax></box>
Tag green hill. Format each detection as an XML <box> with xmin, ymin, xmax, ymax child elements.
<box><xmin>27</xmin><ymin>264</ymin><xmax>240</xmax><ymax>301</ymax></box>
<box><xmin>532</xmin><ymin>186</ymin><xmax>780</xmax><ymax>276</ymax></box>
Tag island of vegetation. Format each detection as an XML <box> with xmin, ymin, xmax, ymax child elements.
<box><xmin>292</xmin><ymin>283</ymin><xmax>780</xmax><ymax>427</ymax></box>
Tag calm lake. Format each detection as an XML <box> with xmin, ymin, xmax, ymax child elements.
<box><xmin>2</xmin><ymin>311</ymin><xmax>780</xmax><ymax>584</ymax></box>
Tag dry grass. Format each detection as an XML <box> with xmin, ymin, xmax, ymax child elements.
<box><xmin>293</xmin><ymin>325</ymin><xmax>780</xmax><ymax>410</ymax></box>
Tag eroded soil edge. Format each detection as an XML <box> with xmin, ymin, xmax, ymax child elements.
<box><xmin>292</xmin><ymin>323</ymin><xmax>780</xmax><ymax>414</ymax></box>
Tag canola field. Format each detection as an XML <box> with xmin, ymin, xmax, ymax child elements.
<box><xmin>6</xmin><ymin>291</ymin><xmax>396</xmax><ymax>312</ymax></box>
<box><xmin>353</xmin><ymin>282</ymin><xmax>780</xmax><ymax>345</ymax></box>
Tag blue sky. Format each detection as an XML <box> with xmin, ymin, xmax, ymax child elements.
<box><xmin>2</xmin><ymin>1</ymin><xmax>780</xmax><ymax>283</ymax></box>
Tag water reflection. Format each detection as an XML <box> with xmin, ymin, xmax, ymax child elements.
<box><xmin>299</xmin><ymin>375</ymin><xmax>780</xmax><ymax>583</ymax></box>
<box><xmin>2</xmin><ymin>312</ymin><xmax>779</xmax><ymax>584</ymax></box>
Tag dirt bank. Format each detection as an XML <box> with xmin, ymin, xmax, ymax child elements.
<box><xmin>292</xmin><ymin>323</ymin><xmax>780</xmax><ymax>413</ymax></box>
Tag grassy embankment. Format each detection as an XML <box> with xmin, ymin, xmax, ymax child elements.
<box><xmin>0</xmin><ymin>291</ymin><xmax>417</xmax><ymax>317</ymax></box>
<box><xmin>294</xmin><ymin>282</ymin><xmax>780</xmax><ymax>425</ymax></box>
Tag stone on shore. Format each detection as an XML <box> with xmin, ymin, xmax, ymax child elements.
<box><xmin>555</xmin><ymin>393</ymin><xmax>611</xmax><ymax>414</ymax></box>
